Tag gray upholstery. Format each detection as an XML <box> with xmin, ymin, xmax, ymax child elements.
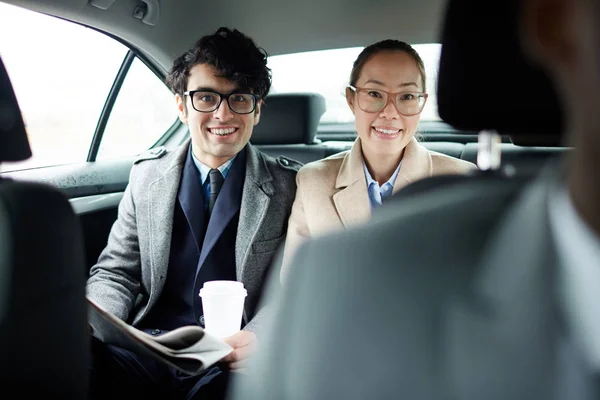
<box><xmin>250</xmin><ymin>92</ymin><xmax>326</xmax><ymax>145</ymax></box>
<box><xmin>0</xmin><ymin>56</ymin><xmax>89</xmax><ymax>398</ymax></box>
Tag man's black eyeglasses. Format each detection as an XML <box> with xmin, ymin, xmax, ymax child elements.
<box><xmin>183</xmin><ymin>90</ymin><xmax>259</xmax><ymax>114</ymax></box>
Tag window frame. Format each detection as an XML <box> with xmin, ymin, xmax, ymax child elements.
<box><xmin>2</xmin><ymin>8</ymin><xmax>181</xmax><ymax>167</ymax></box>
<box><xmin>85</xmin><ymin>29</ymin><xmax>181</xmax><ymax>162</ymax></box>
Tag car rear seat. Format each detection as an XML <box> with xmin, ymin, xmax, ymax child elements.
<box><xmin>420</xmin><ymin>141</ymin><xmax>464</xmax><ymax>159</ymax></box>
<box><xmin>460</xmin><ymin>142</ymin><xmax>568</xmax><ymax>174</ymax></box>
<box><xmin>250</xmin><ymin>93</ymin><xmax>332</xmax><ymax>163</ymax></box>
<box><xmin>252</xmin><ymin>93</ymin><xmax>569</xmax><ymax>174</ymax></box>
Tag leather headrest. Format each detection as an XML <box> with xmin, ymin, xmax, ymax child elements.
<box><xmin>0</xmin><ymin>57</ymin><xmax>31</xmax><ymax>162</ymax></box>
<box><xmin>436</xmin><ymin>0</ymin><xmax>564</xmax><ymax>146</ymax></box>
<box><xmin>0</xmin><ymin>59</ymin><xmax>31</xmax><ymax>162</ymax></box>
<box><xmin>251</xmin><ymin>93</ymin><xmax>326</xmax><ymax>145</ymax></box>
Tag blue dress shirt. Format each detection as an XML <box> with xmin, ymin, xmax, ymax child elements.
<box><xmin>363</xmin><ymin>161</ymin><xmax>402</xmax><ymax>209</ymax></box>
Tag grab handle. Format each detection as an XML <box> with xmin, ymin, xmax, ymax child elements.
<box><xmin>134</xmin><ymin>0</ymin><xmax>160</xmax><ymax>26</ymax></box>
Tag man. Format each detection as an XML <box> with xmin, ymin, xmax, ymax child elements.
<box><xmin>87</xmin><ymin>27</ymin><xmax>300</xmax><ymax>398</ymax></box>
<box><xmin>233</xmin><ymin>0</ymin><xmax>600</xmax><ymax>398</ymax></box>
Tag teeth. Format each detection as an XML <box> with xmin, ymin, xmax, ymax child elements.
<box><xmin>374</xmin><ymin>127</ymin><xmax>400</xmax><ymax>135</ymax></box>
<box><xmin>211</xmin><ymin>128</ymin><xmax>236</xmax><ymax>135</ymax></box>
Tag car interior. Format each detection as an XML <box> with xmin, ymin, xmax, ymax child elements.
<box><xmin>232</xmin><ymin>0</ymin><xmax>569</xmax><ymax>396</ymax></box>
<box><xmin>0</xmin><ymin>0</ymin><xmax>570</xmax><ymax>275</ymax></box>
<box><xmin>0</xmin><ymin>57</ymin><xmax>89</xmax><ymax>396</ymax></box>
<box><xmin>0</xmin><ymin>0</ymin><xmax>570</xmax><ymax>395</ymax></box>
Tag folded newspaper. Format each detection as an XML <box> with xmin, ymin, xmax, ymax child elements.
<box><xmin>87</xmin><ymin>297</ymin><xmax>233</xmax><ymax>376</ymax></box>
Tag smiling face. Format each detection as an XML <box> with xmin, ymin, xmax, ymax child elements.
<box><xmin>346</xmin><ymin>50</ymin><xmax>425</xmax><ymax>160</ymax></box>
<box><xmin>176</xmin><ymin>63</ymin><xmax>261</xmax><ymax>168</ymax></box>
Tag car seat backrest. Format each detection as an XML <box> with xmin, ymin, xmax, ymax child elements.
<box><xmin>0</xmin><ymin>56</ymin><xmax>89</xmax><ymax>398</ymax></box>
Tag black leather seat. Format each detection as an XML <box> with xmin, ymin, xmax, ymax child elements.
<box><xmin>421</xmin><ymin>141</ymin><xmax>465</xmax><ymax>159</ymax></box>
<box><xmin>460</xmin><ymin>142</ymin><xmax>568</xmax><ymax>175</ymax></box>
<box><xmin>436</xmin><ymin>0</ymin><xmax>563</xmax><ymax>140</ymax></box>
<box><xmin>251</xmin><ymin>92</ymin><xmax>329</xmax><ymax>163</ymax></box>
<box><xmin>0</xmin><ymin>57</ymin><xmax>89</xmax><ymax>398</ymax></box>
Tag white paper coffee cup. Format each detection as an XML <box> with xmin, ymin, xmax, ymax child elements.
<box><xmin>199</xmin><ymin>280</ymin><xmax>247</xmax><ymax>339</ymax></box>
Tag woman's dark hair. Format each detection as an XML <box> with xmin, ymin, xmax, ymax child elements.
<box><xmin>166</xmin><ymin>27</ymin><xmax>272</xmax><ymax>98</ymax></box>
<box><xmin>349</xmin><ymin>39</ymin><xmax>426</xmax><ymax>92</ymax></box>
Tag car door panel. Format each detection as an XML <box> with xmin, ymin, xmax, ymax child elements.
<box><xmin>3</xmin><ymin>159</ymin><xmax>132</xmax><ymax>271</ymax></box>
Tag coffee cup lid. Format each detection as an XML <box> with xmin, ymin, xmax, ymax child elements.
<box><xmin>199</xmin><ymin>280</ymin><xmax>247</xmax><ymax>297</ymax></box>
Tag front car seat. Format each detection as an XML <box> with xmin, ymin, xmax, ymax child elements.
<box><xmin>0</xmin><ymin>56</ymin><xmax>89</xmax><ymax>398</ymax></box>
<box><xmin>388</xmin><ymin>0</ymin><xmax>564</xmax><ymax>202</ymax></box>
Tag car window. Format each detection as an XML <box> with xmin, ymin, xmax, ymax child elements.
<box><xmin>98</xmin><ymin>58</ymin><xmax>176</xmax><ymax>160</ymax></box>
<box><xmin>0</xmin><ymin>3</ymin><xmax>176</xmax><ymax>172</ymax></box>
<box><xmin>267</xmin><ymin>44</ymin><xmax>442</xmax><ymax>124</ymax></box>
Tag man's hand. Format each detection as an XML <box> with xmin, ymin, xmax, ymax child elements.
<box><xmin>221</xmin><ymin>330</ymin><xmax>258</xmax><ymax>371</ymax></box>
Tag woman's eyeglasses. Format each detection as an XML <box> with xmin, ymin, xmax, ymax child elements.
<box><xmin>348</xmin><ymin>86</ymin><xmax>428</xmax><ymax>116</ymax></box>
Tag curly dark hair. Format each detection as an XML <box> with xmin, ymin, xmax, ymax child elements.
<box><xmin>166</xmin><ymin>27</ymin><xmax>272</xmax><ymax>99</ymax></box>
<box><xmin>350</xmin><ymin>39</ymin><xmax>426</xmax><ymax>92</ymax></box>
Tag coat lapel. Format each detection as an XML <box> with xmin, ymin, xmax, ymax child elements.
<box><xmin>197</xmin><ymin>148</ymin><xmax>247</xmax><ymax>271</ymax></box>
<box><xmin>445</xmin><ymin>164</ymin><xmax>562</xmax><ymax>399</ymax></box>
<box><xmin>236</xmin><ymin>145</ymin><xmax>273</xmax><ymax>281</ymax></box>
<box><xmin>177</xmin><ymin>146</ymin><xmax>207</xmax><ymax>255</ymax></box>
<box><xmin>147</xmin><ymin>142</ymin><xmax>189</xmax><ymax>296</ymax></box>
<box><xmin>332</xmin><ymin>139</ymin><xmax>371</xmax><ymax>228</ymax></box>
<box><xmin>392</xmin><ymin>138</ymin><xmax>432</xmax><ymax>194</ymax></box>
<box><xmin>332</xmin><ymin>138</ymin><xmax>433</xmax><ymax>226</ymax></box>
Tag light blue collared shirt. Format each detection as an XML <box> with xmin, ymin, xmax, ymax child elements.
<box><xmin>363</xmin><ymin>161</ymin><xmax>402</xmax><ymax>209</ymax></box>
<box><xmin>191</xmin><ymin>152</ymin><xmax>236</xmax><ymax>210</ymax></box>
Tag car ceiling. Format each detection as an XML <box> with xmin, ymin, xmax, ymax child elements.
<box><xmin>2</xmin><ymin>0</ymin><xmax>447</xmax><ymax>72</ymax></box>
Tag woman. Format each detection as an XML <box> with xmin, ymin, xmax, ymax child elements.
<box><xmin>281</xmin><ymin>39</ymin><xmax>476</xmax><ymax>281</ymax></box>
